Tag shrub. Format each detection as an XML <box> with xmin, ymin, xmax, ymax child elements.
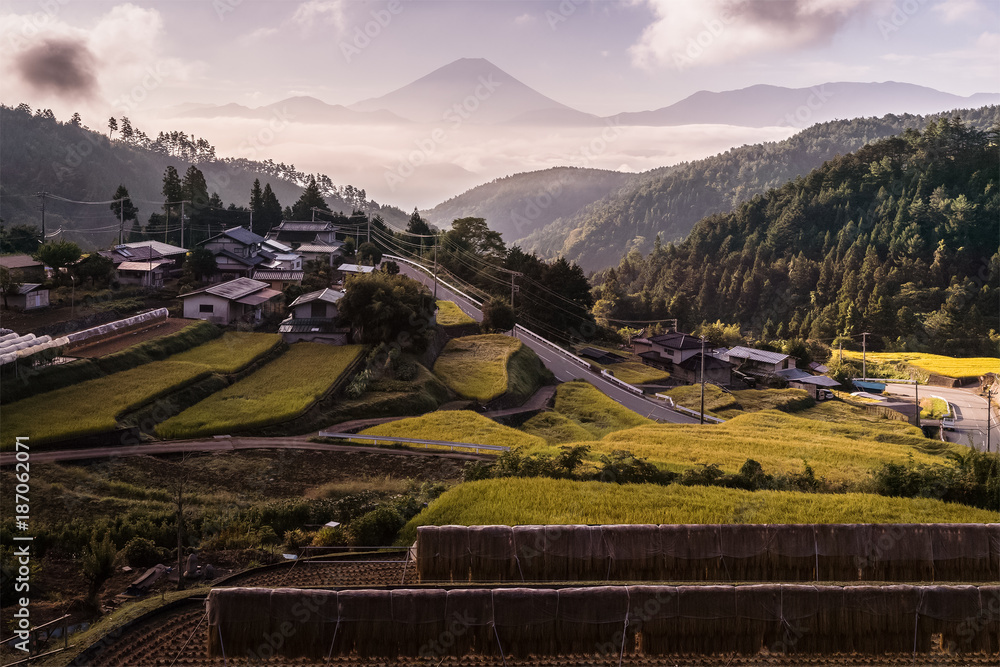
<box><xmin>82</xmin><ymin>534</ymin><xmax>118</xmax><ymax>599</ymax></box>
<box><xmin>348</xmin><ymin>506</ymin><xmax>405</xmax><ymax>546</ymax></box>
<box><xmin>313</xmin><ymin>526</ymin><xmax>349</xmax><ymax>547</ymax></box>
<box><xmin>121</xmin><ymin>537</ymin><xmax>161</xmax><ymax>568</ymax></box>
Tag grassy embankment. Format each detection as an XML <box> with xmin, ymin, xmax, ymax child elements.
<box><xmin>156</xmin><ymin>343</ymin><xmax>363</xmax><ymax>439</ymax></box>
<box><xmin>433</xmin><ymin>334</ymin><xmax>549</xmax><ymax>403</ymax></box>
<box><xmin>401</xmin><ymin>477</ymin><xmax>999</xmax><ymax>541</ymax></box>
<box><xmin>435</xmin><ymin>300</ymin><xmax>476</xmax><ymax>327</ymax></box>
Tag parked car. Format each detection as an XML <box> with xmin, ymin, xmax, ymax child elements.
<box><xmin>941</xmin><ymin>415</ymin><xmax>956</xmax><ymax>431</ymax></box>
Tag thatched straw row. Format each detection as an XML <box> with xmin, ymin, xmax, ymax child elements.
<box><xmin>206</xmin><ymin>585</ymin><xmax>1000</xmax><ymax>659</ymax></box>
<box><xmin>417</xmin><ymin>524</ymin><xmax>1000</xmax><ymax>583</ymax></box>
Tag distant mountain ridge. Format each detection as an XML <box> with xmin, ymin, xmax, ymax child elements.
<box><xmin>425</xmin><ymin>107</ymin><xmax>999</xmax><ymax>272</ymax></box>
<box><xmin>170</xmin><ymin>59</ymin><xmax>998</xmax><ymax>127</ymax></box>
<box><xmin>610</xmin><ymin>82</ymin><xmax>1000</xmax><ymax>128</ymax></box>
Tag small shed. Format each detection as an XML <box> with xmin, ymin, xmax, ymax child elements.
<box><xmin>279</xmin><ymin>288</ymin><xmax>348</xmax><ymax>344</ymax></box>
<box><xmin>6</xmin><ymin>283</ymin><xmax>49</xmax><ymax>311</ymax></box>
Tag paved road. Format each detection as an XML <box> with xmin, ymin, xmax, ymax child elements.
<box><xmin>884</xmin><ymin>383</ymin><xmax>998</xmax><ymax>452</ymax></box>
<box><xmin>393</xmin><ymin>258</ymin><xmax>699</xmax><ymax>425</ymax></box>
<box><xmin>0</xmin><ymin>437</ymin><xmax>492</xmax><ymax>466</ymax></box>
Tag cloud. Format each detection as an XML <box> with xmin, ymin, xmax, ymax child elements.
<box><xmin>932</xmin><ymin>0</ymin><xmax>982</xmax><ymax>23</ymax></box>
<box><xmin>14</xmin><ymin>37</ymin><xmax>98</xmax><ymax>99</ymax></box>
<box><xmin>291</xmin><ymin>0</ymin><xmax>346</xmax><ymax>30</ymax></box>
<box><xmin>514</xmin><ymin>12</ymin><xmax>536</xmax><ymax>26</ymax></box>
<box><xmin>630</xmin><ymin>0</ymin><xmax>879</xmax><ymax>70</ymax></box>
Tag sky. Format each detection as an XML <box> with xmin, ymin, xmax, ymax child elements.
<box><xmin>2</xmin><ymin>0</ymin><xmax>999</xmax><ymax>209</ymax></box>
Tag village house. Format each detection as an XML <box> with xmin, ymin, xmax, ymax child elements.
<box><xmin>777</xmin><ymin>367</ymin><xmax>840</xmax><ymax>399</ymax></box>
<box><xmin>199</xmin><ymin>227</ymin><xmax>268</xmax><ymax>282</ymax></box>
<box><xmin>266</xmin><ymin>221</ymin><xmax>339</xmax><ymax>247</ymax></box>
<box><xmin>0</xmin><ymin>255</ymin><xmax>46</xmax><ymax>283</ymax></box>
<box><xmin>723</xmin><ymin>346</ymin><xmax>795</xmax><ymax>376</ymax></box>
<box><xmin>296</xmin><ymin>241</ymin><xmax>345</xmax><ymax>268</ymax></box>
<box><xmin>116</xmin><ymin>260</ymin><xmax>172</xmax><ymax>288</ymax></box>
<box><xmin>278</xmin><ymin>288</ymin><xmax>349</xmax><ymax>344</ymax></box>
<box><xmin>672</xmin><ymin>353</ymin><xmax>733</xmax><ymax>385</ymax></box>
<box><xmin>179</xmin><ymin>277</ymin><xmax>282</xmax><ymax>325</ymax></box>
<box><xmin>120</xmin><ymin>241</ymin><xmax>188</xmax><ymax>270</ymax></box>
<box><xmin>633</xmin><ymin>332</ymin><xmax>710</xmax><ymax>368</ymax></box>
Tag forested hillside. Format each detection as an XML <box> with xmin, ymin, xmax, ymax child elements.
<box><xmin>520</xmin><ymin>107</ymin><xmax>1000</xmax><ymax>272</ymax></box>
<box><xmin>0</xmin><ymin>105</ymin><xmax>407</xmax><ymax>249</ymax></box>
<box><xmin>593</xmin><ymin>119</ymin><xmax>999</xmax><ymax>355</ymax></box>
<box><xmin>422</xmin><ymin>167</ymin><xmax>630</xmax><ymax>241</ymax></box>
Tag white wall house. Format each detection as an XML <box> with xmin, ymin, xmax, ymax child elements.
<box><xmin>180</xmin><ymin>277</ymin><xmax>282</xmax><ymax>325</ymax></box>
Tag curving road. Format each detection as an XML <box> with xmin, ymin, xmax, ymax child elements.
<box><xmin>0</xmin><ymin>437</ymin><xmax>492</xmax><ymax>467</ymax></box>
<box><xmin>885</xmin><ymin>383</ymin><xmax>998</xmax><ymax>452</ymax></box>
<box><xmin>390</xmin><ymin>256</ymin><xmax>699</xmax><ymax>425</ymax></box>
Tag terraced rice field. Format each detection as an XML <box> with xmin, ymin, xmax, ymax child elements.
<box><xmin>0</xmin><ymin>360</ymin><xmax>212</xmax><ymax>447</ymax></box>
<box><xmin>841</xmin><ymin>351</ymin><xmax>1000</xmax><ymax>378</ymax></box>
<box><xmin>156</xmin><ymin>344</ymin><xmax>363</xmax><ymax>439</ymax></box>
<box><xmin>433</xmin><ymin>334</ymin><xmax>525</xmax><ymax>402</ymax></box>
<box><xmin>167</xmin><ymin>331</ymin><xmax>283</xmax><ymax>373</ymax></box>
<box><xmin>436</xmin><ymin>300</ymin><xmax>476</xmax><ymax>327</ymax></box>
<box><xmin>402</xmin><ymin>479</ymin><xmax>998</xmax><ymax>536</ymax></box>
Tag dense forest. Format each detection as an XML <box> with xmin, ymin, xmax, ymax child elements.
<box><xmin>592</xmin><ymin>119</ymin><xmax>1000</xmax><ymax>355</ymax></box>
<box><xmin>520</xmin><ymin>107</ymin><xmax>1000</xmax><ymax>271</ymax></box>
<box><xmin>0</xmin><ymin>104</ymin><xmax>408</xmax><ymax>249</ymax></box>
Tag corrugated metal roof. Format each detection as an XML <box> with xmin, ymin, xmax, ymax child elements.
<box><xmin>254</xmin><ymin>270</ymin><xmax>304</xmax><ymax>281</ymax></box>
<box><xmin>235</xmin><ymin>288</ymin><xmax>282</xmax><ymax>305</ymax></box>
<box><xmin>278</xmin><ymin>318</ymin><xmax>344</xmax><ymax>333</ymax></box>
<box><xmin>262</xmin><ymin>239</ymin><xmax>293</xmax><ymax>252</ymax></box>
<box><xmin>726</xmin><ymin>346</ymin><xmax>790</xmax><ymax>365</ymax></box>
<box><xmin>123</xmin><ymin>240</ymin><xmax>187</xmax><ymax>255</ymax></box>
<box><xmin>0</xmin><ymin>255</ymin><xmax>42</xmax><ymax>269</ymax></box>
<box><xmin>101</xmin><ymin>246</ymin><xmax>162</xmax><ymax>263</ymax></box>
<box><xmin>339</xmin><ymin>264</ymin><xmax>375</xmax><ymax>273</ymax></box>
<box><xmin>276</xmin><ymin>221</ymin><xmax>336</xmax><ymax>232</ymax></box>
<box><xmin>777</xmin><ymin>368</ymin><xmax>813</xmax><ymax>381</ymax></box>
<box><xmin>216</xmin><ymin>249</ymin><xmax>266</xmax><ymax>267</ymax></box>
<box><xmin>15</xmin><ymin>283</ymin><xmax>43</xmax><ymax>295</ymax></box>
<box><xmin>678</xmin><ymin>353</ymin><xmax>731</xmax><ymax>372</ymax></box>
<box><xmin>117</xmin><ymin>260</ymin><xmax>172</xmax><ymax>271</ymax></box>
<box><xmin>297</xmin><ymin>243</ymin><xmax>343</xmax><ymax>253</ymax></box>
<box><xmin>179</xmin><ymin>277</ymin><xmax>271</xmax><ymax>300</ymax></box>
<box><xmin>289</xmin><ymin>288</ymin><xmax>344</xmax><ymax>307</ymax></box>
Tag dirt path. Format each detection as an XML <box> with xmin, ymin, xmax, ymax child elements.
<box><xmin>64</xmin><ymin>317</ymin><xmax>192</xmax><ymax>357</ymax></box>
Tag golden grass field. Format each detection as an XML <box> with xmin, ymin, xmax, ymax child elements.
<box><xmin>359</xmin><ymin>410</ymin><xmax>547</xmax><ymax>450</ymax></box>
<box><xmin>402</xmin><ymin>478</ymin><xmax>999</xmax><ymax>539</ymax></box>
<box><xmin>435</xmin><ymin>300</ymin><xmax>476</xmax><ymax>327</ymax></box>
<box><xmin>841</xmin><ymin>350</ymin><xmax>1000</xmax><ymax>378</ymax></box>
<box><xmin>432</xmin><ymin>334</ymin><xmax>523</xmax><ymax>402</ymax></box>
<box><xmin>604</xmin><ymin>361</ymin><xmax>670</xmax><ymax>385</ymax></box>
<box><xmin>585</xmin><ymin>411</ymin><xmax>955</xmax><ymax>482</ymax></box>
<box><xmin>546</xmin><ymin>380</ymin><xmax>653</xmax><ymax>438</ymax></box>
<box><xmin>156</xmin><ymin>343</ymin><xmax>363</xmax><ymax>439</ymax></box>
<box><xmin>1</xmin><ymin>361</ymin><xmax>212</xmax><ymax>447</ymax></box>
<box><xmin>167</xmin><ymin>331</ymin><xmax>283</xmax><ymax>373</ymax></box>
<box><xmin>663</xmin><ymin>385</ymin><xmax>815</xmax><ymax>419</ymax></box>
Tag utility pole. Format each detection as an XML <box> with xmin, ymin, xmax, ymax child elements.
<box><xmin>36</xmin><ymin>191</ymin><xmax>46</xmax><ymax>239</ymax></box>
<box><xmin>367</xmin><ymin>215</ymin><xmax>370</xmax><ymax>245</ymax></box>
<box><xmin>433</xmin><ymin>241</ymin><xmax>438</xmax><ymax>300</ymax></box>
<box><xmin>914</xmin><ymin>378</ymin><xmax>920</xmax><ymax>428</ymax></box>
<box><xmin>249</xmin><ymin>209</ymin><xmax>253</xmax><ymax>235</ymax></box>
<box><xmin>311</xmin><ymin>207</ymin><xmax>315</xmax><ymax>222</ymax></box>
<box><xmin>118</xmin><ymin>197</ymin><xmax>124</xmax><ymax>245</ymax></box>
<box><xmin>860</xmin><ymin>332</ymin><xmax>870</xmax><ymax>380</ymax></box>
<box><xmin>986</xmin><ymin>387</ymin><xmax>993</xmax><ymax>453</ymax></box>
<box><xmin>699</xmin><ymin>335</ymin><xmax>706</xmax><ymax>425</ymax></box>
<box><xmin>180</xmin><ymin>201</ymin><xmax>185</xmax><ymax>249</ymax></box>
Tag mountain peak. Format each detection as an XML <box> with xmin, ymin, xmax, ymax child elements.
<box><xmin>348</xmin><ymin>58</ymin><xmax>586</xmax><ymax>124</ymax></box>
